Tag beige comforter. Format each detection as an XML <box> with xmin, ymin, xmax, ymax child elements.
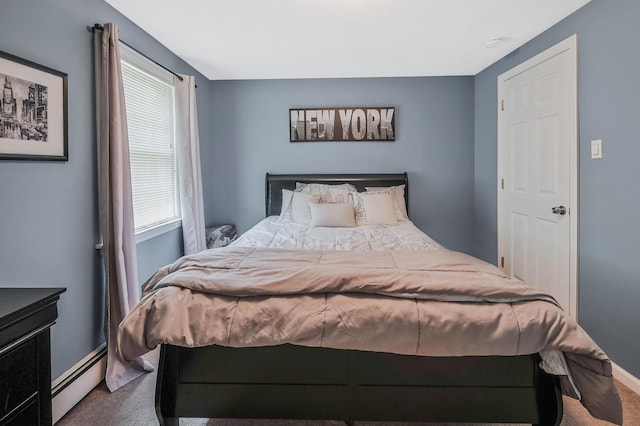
<box><xmin>118</xmin><ymin>246</ymin><xmax>622</xmax><ymax>424</ymax></box>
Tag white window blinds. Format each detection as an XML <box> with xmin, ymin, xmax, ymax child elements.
<box><xmin>120</xmin><ymin>51</ymin><xmax>179</xmax><ymax>233</ymax></box>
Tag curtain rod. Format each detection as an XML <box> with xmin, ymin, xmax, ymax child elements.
<box><xmin>90</xmin><ymin>24</ymin><xmax>184</xmax><ymax>82</ymax></box>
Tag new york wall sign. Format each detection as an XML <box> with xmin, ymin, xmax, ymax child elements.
<box><xmin>290</xmin><ymin>107</ymin><xmax>395</xmax><ymax>142</ymax></box>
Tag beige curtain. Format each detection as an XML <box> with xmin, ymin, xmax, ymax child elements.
<box><xmin>94</xmin><ymin>23</ymin><xmax>152</xmax><ymax>392</ymax></box>
<box><xmin>175</xmin><ymin>74</ymin><xmax>206</xmax><ymax>254</ymax></box>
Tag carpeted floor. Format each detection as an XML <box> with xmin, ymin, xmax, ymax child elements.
<box><xmin>57</xmin><ymin>350</ymin><xmax>639</xmax><ymax>426</ymax></box>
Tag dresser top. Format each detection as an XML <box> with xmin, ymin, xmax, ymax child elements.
<box><xmin>0</xmin><ymin>288</ymin><xmax>66</xmax><ymax>328</ymax></box>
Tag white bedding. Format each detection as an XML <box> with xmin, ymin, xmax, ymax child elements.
<box><xmin>231</xmin><ymin>216</ymin><xmax>442</xmax><ymax>251</ymax></box>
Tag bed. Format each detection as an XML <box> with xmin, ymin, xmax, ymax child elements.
<box><xmin>117</xmin><ymin>173</ymin><xmax>622</xmax><ymax>426</ymax></box>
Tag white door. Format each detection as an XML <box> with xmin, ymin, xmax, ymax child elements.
<box><xmin>498</xmin><ymin>36</ymin><xmax>577</xmax><ymax>318</ymax></box>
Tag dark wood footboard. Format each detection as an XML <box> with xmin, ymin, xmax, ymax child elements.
<box><xmin>155</xmin><ymin>344</ymin><xmax>562</xmax><ymax>425</ymax></box>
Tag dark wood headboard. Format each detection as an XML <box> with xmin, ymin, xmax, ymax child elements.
<box><xmin>265</xmin><ymin>172</ymin><xmax>409</xmax><ymax>217</ymax></box>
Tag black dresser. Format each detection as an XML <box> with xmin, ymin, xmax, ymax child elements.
<box><xmin>0</xmin><ymin>288</ymin><xmax>65</xmax><ymax>426</ymax></box>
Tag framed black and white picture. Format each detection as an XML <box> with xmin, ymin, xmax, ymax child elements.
<box><xmin>290</xmin><ymin>107</ymin><xmax>395</xmax><ymax>142</ymax></box>
<box><xmin>0</xmin><ymin>50</ymin><xmax>68</xmax><ymax>160</ymax></box>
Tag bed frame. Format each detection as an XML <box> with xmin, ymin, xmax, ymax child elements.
<box><xmin>155</xmin><ymin>172</ymin><xmax>562</xmax><ymax>426</ymax></box>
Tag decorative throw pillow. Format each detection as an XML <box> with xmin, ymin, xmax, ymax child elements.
<box><xmin>279</xmin><ymin>189</ymin><xmax>295</xmax><ymax>220</ymax></box>
<box><xmin>296</xmin><ymin>182</ymin><xmax>357</xmax><ymax>204</ymax></box>
<box><xmin>279</xmin><ymin>189</ymin><xmax>321</xmax><ymax>225</ymax></box>
<box><xmin>353</xmin><ymin>190</ymin><xmax>398</xmax><ymax>226</ymax></box>
<box><xmin>309</xmin><ymin>202</ymin><xmax>356</xmax><ymax>228</ymax></box>
<box><xmin>365</xmin><ymin>185</ymin><xmax>409</xmax><ymax>221</ymax></box>
<box><xmin>291</xmin><ymin>192</ymin><xmax>321</xmax><ymax>225</ymax></box>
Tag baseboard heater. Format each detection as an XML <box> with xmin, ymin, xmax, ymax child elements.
<box><xmin>51</xmin><ymin>343</ymin><xmax>107</xmax><ymax>424</ymax></box>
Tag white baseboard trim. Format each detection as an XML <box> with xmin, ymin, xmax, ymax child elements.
<box><xmin>612</xmin><ymin>361</ymin><xmax>640</xmax><ymax>396</ymax></box>
<box><xmin>52</xmin><ymin>343</ymin><xmax>107</xmax><ymax>424</ymax></box>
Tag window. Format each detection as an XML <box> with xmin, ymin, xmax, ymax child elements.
<box><xmin>120</xmin><ymin>45</ymin><xmax>180</xmax><ymax>239</ymax></box>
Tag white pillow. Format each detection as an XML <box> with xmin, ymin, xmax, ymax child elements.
<box><xmin>279</xmin><ymin>189</ymin><xmax>295</xmax><ymax>220</ymax></box>
<box><xmin>297</xmin><ymin>182</ymin><xmax>357</xmax><ymax>204</ymax></box>
<box><xmin>353</xmin><ymin>190</ymin><xmax>398</xmax><ymax>226</ymax></box>
<box><xmin>309</xmin><ymin>202</ymin><xmax>356</xmax><ymax>228</ymax></box>
<box><xmin>296</xmin><ymin>182</ymin><xmax>357</xmax><ymax>192</ymax></box>
<box><xmin>279</xmin><ymin>189</ymin><xmax>321</xmax><ymax>225</ymax></box>
<box><xmin>365</xmin><ymin>185</ymin><xmax>408</xmax><ymax>221</ymax></box>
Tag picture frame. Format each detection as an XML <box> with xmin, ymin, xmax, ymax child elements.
<box><xmin>0</xmin><ymin>50</ymin><xmax>68</xmax><ymax>161</ymax></box>
<box><xmin>290</xmin><ymin>107</ymin><xmax>395</xmax><ymax>142</ymax></box>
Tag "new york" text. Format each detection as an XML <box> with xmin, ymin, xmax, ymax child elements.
<box><xmin>290</xmin><ymin>107</ymin><xmax>395</xmax><ymax>141</ymax></box>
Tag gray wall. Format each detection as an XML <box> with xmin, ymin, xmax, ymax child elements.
<box><xmin>206</xmin><ymin>77</ymin><xmax>476</xmax><ymax>253</ymax></box>
<box><xmin>474</xmin><ymin>0</ymin><xmax>640</xmax><ymax>378</ymax></box>
<box><xmin>0</xmin><ymin>0</ymin><xmax>210</xmax><ymax>379</ymax></box>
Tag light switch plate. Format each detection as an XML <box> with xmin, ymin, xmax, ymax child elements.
<box><xmin>591</xmin><ymin>139</ymin><xmax>603</xmax><ymax>159</ymax></box>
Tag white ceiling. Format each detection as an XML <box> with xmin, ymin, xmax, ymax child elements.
<box><xmin>105</xmin><ymin>0</ymin><xmax>591</xmax><ymax>80</ymax></box>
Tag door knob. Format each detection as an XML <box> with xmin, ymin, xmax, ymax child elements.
<box><xmin>551</xmin><ymin>206</ymin><xmax>567</xmax><ymax>215</ymax></box>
